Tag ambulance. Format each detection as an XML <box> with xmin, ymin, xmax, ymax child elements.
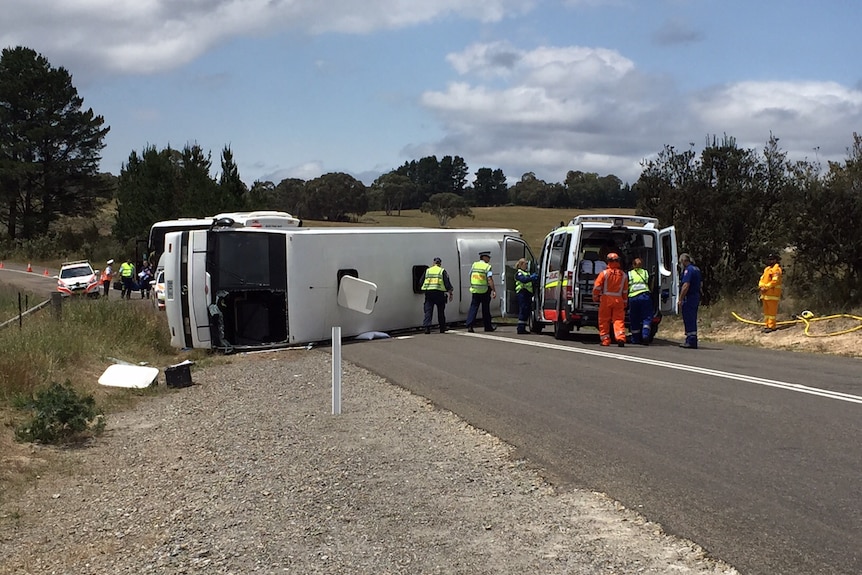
<box><xmin>531</xmin><ymin>214</ymin><xmax>679</xmax><ymax>340</ymax></box>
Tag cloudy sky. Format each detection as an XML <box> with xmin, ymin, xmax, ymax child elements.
<box><xmin>3</xmin><ymin>0</ymin><xmax>861</xmax><ymax>187</ymax></box>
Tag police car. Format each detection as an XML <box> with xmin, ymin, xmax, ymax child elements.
<box><xmin>57</xmin><ymin>260</ymin><xmax>101</xmax><ymax>298</ymax></box>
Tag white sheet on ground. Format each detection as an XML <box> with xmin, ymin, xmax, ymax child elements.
<box><xmin>98</xmin><ymin>364</ymin><xmax>159</xmax><ymax>388</ymax></box>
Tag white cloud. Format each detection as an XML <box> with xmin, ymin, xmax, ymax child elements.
<box><xmin>419</xmin><ymin>42</ymin><xmax>862</xmax><ymax>183</ymax></box>
<box><xmin>0</xmin><ymin>0</ymin><xmax>534</xmax><ymax>74</ymax></box>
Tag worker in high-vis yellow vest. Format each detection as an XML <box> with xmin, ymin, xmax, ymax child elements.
<box><xmin>627</xmin><ymin>257</ymin><xmax>652</xmax><ymax>345</ymax></box>
<box><xmin>421</xmin><ymin>257</ymin><xmax>454</xmax><ymax>334</ymax></box>
<box><xmin>465</xmin><ymin>251</ymin><xmax>496</xmax><ymax>332</ymax></box>
<box><xmin>758</xmin><ymin>253</ymin><xmax>783</xmax><ymax>332</ymax></box>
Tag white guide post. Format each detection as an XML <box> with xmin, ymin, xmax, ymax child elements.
<box><xmin>332</xmin><ymin>326</ymin><xmax>342</xmax><ymax>415</ymax></box>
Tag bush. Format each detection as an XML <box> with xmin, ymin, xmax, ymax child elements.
<box><xmin>13</xmin><ymin>381</ymin><xmax>105</xmax><ymax>444</ymax></box>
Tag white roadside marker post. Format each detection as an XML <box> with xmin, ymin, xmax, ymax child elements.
<box><xmin>332</xmin><ymin>326</ymin><xmax>342</xmax><ymax>415</ymax></box>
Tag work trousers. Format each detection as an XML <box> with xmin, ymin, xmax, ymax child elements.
<box><xmin>761</xmin><ymin>295</ymin><xmax>780</xmax><ymax>329</ymax></box>
<box><xmin>423</xmin><ymin>290</ymin><xmax>447</xmax><ymax>332</ymax></box>
<box><xmin>628</xmin><ymin>292</ymin><xmax>653</xmax><ymax>343</ymax></box>
<box><xmin>681</xmin><ymin>298</ymin><xmax>699</xmax><ymax>347</ymax></box>
<box><xmin>517</xmin><ymin>290</ymin><xmax>532</xmax><ymax>333</ymax></box>
<box><xmin>466</xmin><ymin>291</ymin><xmax>493</xmax><ymax>330</ymax></box>
<box><xmin>121</xmin><ymin>276</ymin><xmax>135</xmax><ymax>299</ymax></box>
<box><xmin>598</xmin><ymin>296</ymin><xmax>627</xmax><ymax>345</ymax></box>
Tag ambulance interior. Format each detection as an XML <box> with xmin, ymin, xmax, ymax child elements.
<box><xmin>577</xmin><ymin>229</ymin><xmax>658</xmax><ymax>310</ymax></box>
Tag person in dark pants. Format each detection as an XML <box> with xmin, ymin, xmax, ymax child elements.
<box><xmin>465</xmin><ymin>251</ymin><xmax>496</xmax><ymax>332</ymax></box>
<box><xmin>100</xmin><ymin>259</ymin><xmax>114</xmax><ymax>298</ymax></box>
<box><xmin>627</xmin><ymin>257</ymin><xmax>653</xmax><ymax>344</ymax></box>
<box><xmin>118</xmin><ymin>258</ymin><xmax>136</xmax><ymax>300</ymax></box>
<box><xmin>514</xmin><ymin>258</ymin><xmax>536</xmax><ymax>334</ymax></box>
<box><xmin>421</xmin><ymin>257</ymin><xmax>454</xmax><ymax>334</ymax></box>
<box><xmin>677</xmin><ymin>253</ymin><xmax>702</xmax><ymax>349</ymax></box>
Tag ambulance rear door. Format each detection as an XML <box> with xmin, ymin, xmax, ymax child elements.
<box><xmin>658</xmin><ymin>225</ymin><xmax>679</xmax><ymax>314</ymax></box>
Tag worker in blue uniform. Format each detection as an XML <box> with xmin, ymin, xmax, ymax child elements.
<box><xmin>677</xmin><ymin>253</ymin><xmax>702</xmax><ymax>349</ymax></box>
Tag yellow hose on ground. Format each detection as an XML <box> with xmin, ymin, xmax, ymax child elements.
<box><xmin>731</xmin><ymin>311</ymin><xmax>862</xmax><ymax>337</ymax></box>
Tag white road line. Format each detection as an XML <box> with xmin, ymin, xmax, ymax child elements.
<box><xmin>457</xmin><ymin>332</ymin><xmax>862</xmax><ymax>405</ymax></box>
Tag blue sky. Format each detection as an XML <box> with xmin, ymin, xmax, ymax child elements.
<box><xmin>3</xmin><ymin>0</ymin><xmax>861</xmax><ymax>187</ymax></box>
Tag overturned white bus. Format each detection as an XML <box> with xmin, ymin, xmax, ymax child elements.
<box><xmin>163</xmin><ymin>226</ymin><xmax>534</xmax><ymax>351</ymax></box>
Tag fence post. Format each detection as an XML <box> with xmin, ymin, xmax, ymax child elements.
<box><xmin>51</xmin><ymin>292</ymin><xmax>63</xmax><ymax>321</ymax></box>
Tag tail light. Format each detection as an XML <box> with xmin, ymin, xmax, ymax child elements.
<box><xmin>564</xmin><ymin>270</ymin><xmax>574</xmax><ymax>300</ymax></box>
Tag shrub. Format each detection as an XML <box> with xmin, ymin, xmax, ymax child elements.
<box><xmin>13</xmin><ymin>381</ymin><xmax>105</xmax><ymax>444</ymax></box>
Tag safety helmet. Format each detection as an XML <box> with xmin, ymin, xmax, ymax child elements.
<box><xmin>606</xmin><ymin>252</ymin><xmax>620</xmax><ymax>262</ymax></box>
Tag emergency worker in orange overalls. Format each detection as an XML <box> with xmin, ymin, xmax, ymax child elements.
<box><xmin>758</xmin><ymin>253</ymin><xmax>783</xmax><ymax>332</ymax></box>
<box><xmin>593</xmin><ymin>252</ymin><xmax>628</xmax><ymax>347</ymax></box>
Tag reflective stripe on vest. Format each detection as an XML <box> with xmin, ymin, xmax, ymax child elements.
<box><xmin>470</xmin><ymin>261</ymin><xmax>491</xmax><ymax>293</ymax></box>
<box><xmin>515</xmin><ymin>270</ymin><xmax>533</xmax><ymax>294</ymax></box>
<box><xmin>598</xmin><ymin>268</ymin><xmax>626</xmax><ymax>297</ymax></box>
<box><xmin>628</xmin><ymin>268</ymin><xmax>649</xmax><ymax>297</ymax></box>
<box><xmin>421</xmin><ymin>265</ymin><xmax>446</xmax><ymax>291</ymax></box>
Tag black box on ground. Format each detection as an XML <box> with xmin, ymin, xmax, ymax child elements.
<box><xmin>165</xmin><ymin>362</ymin><xmax>193</xmax><ymax>388</ymax></box>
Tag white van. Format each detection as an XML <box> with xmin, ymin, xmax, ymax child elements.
<box><xmin>532</xmin><ymin>215</ymin><xmax>678</xmax><ymax>340</ymax></box>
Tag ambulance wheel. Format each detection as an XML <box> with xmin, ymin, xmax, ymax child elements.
<box><xmin>553</xmin><ymin>319</ymin><xmax>568</xmax><ymax>340</ymax></box>
<box><xmin>530</xmin><ymin>317</ymin><xmax>543</xmax><ymax>334</ymax></box>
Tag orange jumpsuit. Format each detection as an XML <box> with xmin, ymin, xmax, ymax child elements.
<box><xmin>593</xmin><ymin>262</ymin><xmax>628</xmax><ymax>346</ymax></box>
<box><xmin>758</xmin><ymin>263</ymin><xmax>783</xmax><ymax>329</ymax></box>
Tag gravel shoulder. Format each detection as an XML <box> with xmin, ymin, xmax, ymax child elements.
<box><xmin>1</xmin><ymin>350</ymin><xmax>739</xmax><ymax>575</ymax></box>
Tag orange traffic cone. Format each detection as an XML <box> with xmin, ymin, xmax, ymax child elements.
<box><xmin>27</xmin><ymin>262</ymin><xmax>33</xmax><ymax>272</ymax></box>
<box><xmin>43</xmin><ymin>268</ymin><xmax>50</xmax><ymax>276</ymax></box>
<box><xmin>0</xmin><ymin>261</ymin><xmax>4</xmax><ymax>269</ymax></box>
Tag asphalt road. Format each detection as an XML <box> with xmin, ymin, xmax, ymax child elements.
<box><xmin>341</xmin><ymin>328</ymin><xmax>862</xmax><ymax>575</ymax></box>
<box><xmin>0</xmin><ymin>263</ymin><xmax>60</xmax><ymax>298</ymax></box>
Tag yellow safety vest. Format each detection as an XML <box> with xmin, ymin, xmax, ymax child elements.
<box><xmin>470</xmin><ymin>261</ymin><xmax>491</xmax><ymax>294</ymax></box>
<box><xmin>421</xmin><ymin>265</ymin><xmax>446</xmax><ymax>291</ymax></box>
<box><xmin>515</xmin><ymin>270</ymin><xmax>533</xmax><ymax>294</ymax></box>
<box><xmin>628</xmin><ymin>268</ymin><xmax>649</xmax><ymax>297</ymax></box>
<box><xmin>119</xmin><ymin>262</ymin><xmax>134</xmax><ymax>278</ymax></box>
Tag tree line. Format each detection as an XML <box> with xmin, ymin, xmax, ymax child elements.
<box><xmin>2</xmin><ymin>46</ymin><xmax>862</xmax><ymax>307</ymax></box>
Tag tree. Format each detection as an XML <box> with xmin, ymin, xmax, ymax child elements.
<box><xmin>438</xmin><ymin>155</ymin><xmax>469</xmax><ymax>196</ymax></box>
<box><xmin>271</xmin><ymin>178</ymin><xmax>306</xmax><ymax>215</ymax></box>
<box><xmin>246</xmin><ymin>180</ymin><xmax>278</xmax><ymax>211</ymax></box>
<box><xmin>420</xmin><ymin>193</ymin><xmax>474</xmax><ymax>227</ymax></box>
<box><xmin>0</xmin><ymin>46</ymin><xmax>110</xmax><ymax>240</ymax></box>
<box><xmin>509</xmin><ymin>172</ymin><xmax>548</xmax><ymax>206</ymax></box>
<box><xmin>469</xmin><ymin>167</ymin><xmax>508</xmax><ymax>206</ymax></box>
<box><xmin>304</xmin><ymin>172</ymin><xmax>367</xmax><ymax>221</ymax></box>
<box><xmin>219</xmin><ymin>146</ymin><xmax>247</xmax><ymax>209</ymax></box>
<box><xmin>792</xmin><ymin>133</ymin><xmax>862</xmax><ymax>306</ymax></box>
<box><xmin>177</xmin><ymin>143</ymin><xmax>224</xmax><ymax>216</ymax></box>
<box><xmin>369</xmin><ymin>172</ymin><xmax>415</xmax><ymax>215</ymax></box>
<box><xmin>635</xmin><ymin>135</ymin><xmax>800</xmax><ymax>303</ymax></box>
<box><xmin>114</xmin><ymin>145</ymin><xmax>180</xmax><ymax>244</ymax></box>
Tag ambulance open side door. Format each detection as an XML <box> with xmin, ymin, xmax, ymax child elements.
<box><xmin>658</xmin><ymin>225</ymin><xmax>679</xmax><ymax>314</ymax></box>
<box><xmin>500</xmin><ymin>235</ymin><xmax>535</xmax><ymax>319</ymax></box>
